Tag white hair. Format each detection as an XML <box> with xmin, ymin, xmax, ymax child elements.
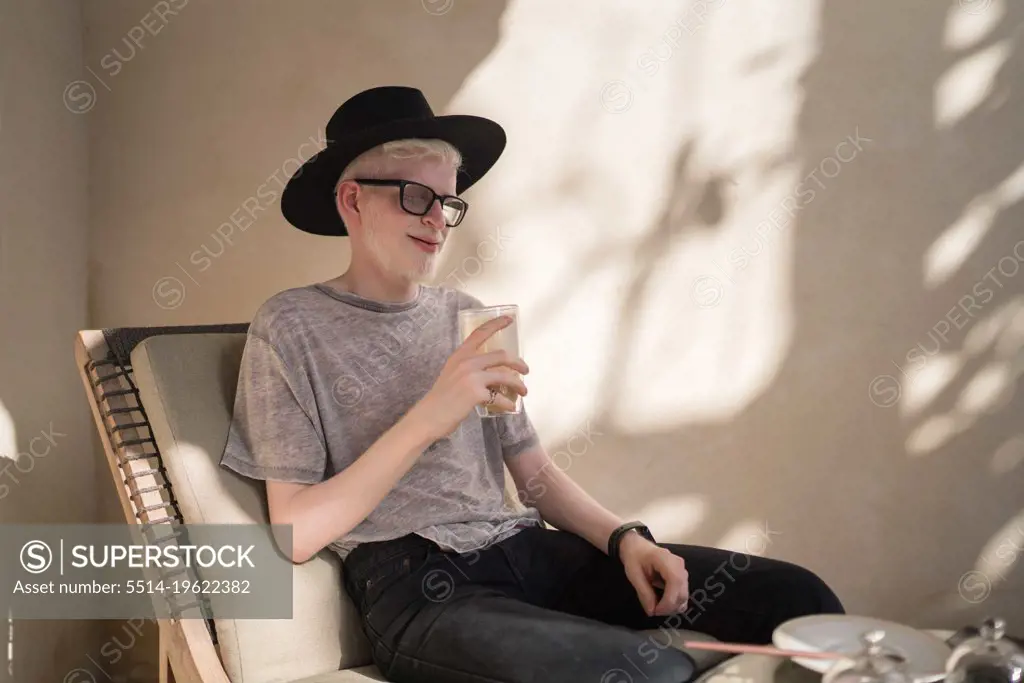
<box><xmin>336</xmin><ymin>138</ymin><xmax>463</xmax><ymax>193</ymax></box>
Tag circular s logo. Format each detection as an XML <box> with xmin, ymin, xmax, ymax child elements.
<box><xmin>332</xmin><ymin>374</ymin><xmax>364</xmax><ymax>408</ymax></box>
<box><xmin>21</xmin><ymin>540</ymin><xmax>53</xmax><ymax>574</ymax></box>
<box><xmin>691</xmin><ymin>275</ymin><xmax>724</xmax><ymax>308</ymax></box>
<box><xmin>422</xmin><ymin>0</ymin><xmax>454</xmax><ymax>15</ymax></box>
<box><xmin>600</xmin><ymin>80</ymin><xmax>634</xmax><ymax>114</ymax></box>
<box><xmin>959</xmin><ymin>0</ymin><xmax>992</xmax><ymax>14</ymax></box>
<box><xmin>64</xmin><ymin>668</ymin><xmax>97</xmax><ymax>683</ymax></box>
<box><xmin>958</xmin><ymin>570</ymin><xmax>991</xmax><ymax>604</ymax></box>
<box><xmin>868</xmin><ymin>374</ymin><xmax>901</xmax><ymax>408</ymax></box>
<box><xmin>601</xmin><ymin>669</ymin><xmax>634</xmax><ymax>683</ymax></box>
<box><xmin>63</xmin><ymin>80</ymin><xmax>97</xmax><ymax>114</ymax></box>
<box><xmin>152</xmin><ymin>276</ymin><xmax>186</xmax><ymax>310</ymax></box>
<box><xmin>421</xmin><ymin>569</ymin><xmax>454</xmax><ymax>603</ymax></box>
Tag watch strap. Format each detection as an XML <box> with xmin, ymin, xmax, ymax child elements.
<box><xmin>607</xmin><ymin>521</ymin><xmax>655</xmax><ymax>564</ymax></box>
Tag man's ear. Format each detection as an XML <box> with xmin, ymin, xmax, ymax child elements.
<box><xmin>335</xmin><ymin>181</ymin><xmax>360</xmax><ymax>223</ymax></box>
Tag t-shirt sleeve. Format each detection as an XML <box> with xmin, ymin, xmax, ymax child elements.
<box><xmin>219</xmin><ymin>333</ymin><xmax>328</xmax><ymax>484</ymax></box>
<box><xmin>493</xmin><ymin>406</ymin><xmax>540</xmax><ymax>459</ymax></box>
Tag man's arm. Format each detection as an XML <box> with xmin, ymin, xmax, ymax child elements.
<box><xmin>266</xmin><ymin>409</ymin><xmax>437</xmax><ymax>563</ymax></box>
<box><xmin>506</xmin><ymin>443</ymin><xmax>688</xmax><ymax>616</ymax></box>
<box><xmin>505</xmin><ymin>443</ymin><xmax>630</xmax><ymax>554</ymax></box>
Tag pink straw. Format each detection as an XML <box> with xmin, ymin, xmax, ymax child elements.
<box><xmin>682</xmin><ymin>641</ymin><xmax>848</xmax><ymax>660</ymax></box>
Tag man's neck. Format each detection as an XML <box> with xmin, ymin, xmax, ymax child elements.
<box><xmin>327</xmin><ymin>268</ymin><xmax>420</xmax><ymax>304</ymax></box>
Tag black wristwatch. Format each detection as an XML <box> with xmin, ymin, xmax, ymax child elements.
<box><xmin>607</xmin><ymin>521</ymin><xmax>656</xmax><ymax>564</ymax></box>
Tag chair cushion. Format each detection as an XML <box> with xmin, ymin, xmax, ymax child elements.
<box><xmin>284</xmin><ymin>631</ymin><xmax>726</xmax><ymax>683</ymax></box>
<box><xmin>131</xmin><ymin>333</ymin><xmax>372</xmax><ymax>683</ymax></box>
<box><xmin>288</xmin><ymin>665</ymin><xmax>387</xmax><ymax>683</ymax></box>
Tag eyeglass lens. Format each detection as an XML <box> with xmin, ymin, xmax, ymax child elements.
<box><xmin>402</xmin><ymin>183</ymin><xmax>466</xmax><ymax>226</ymax></box>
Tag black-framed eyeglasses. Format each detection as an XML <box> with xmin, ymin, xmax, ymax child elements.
<box><xmin>352</xmin><ymin>178</ymin><xmax>468</xmax><ymax>227</ymax></box>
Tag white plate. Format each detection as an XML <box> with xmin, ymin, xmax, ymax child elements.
<box><xmin>772</xmin><ymin>615</ymin><xmax>952</xmax><ymax>683</ymax></box>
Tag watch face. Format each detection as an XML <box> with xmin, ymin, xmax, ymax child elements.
<box><xmin>625</xmin><ymin>524</ymin><xmax>653</xmax><ymax>543</ymax></box>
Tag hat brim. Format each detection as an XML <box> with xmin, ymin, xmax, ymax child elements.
<box><xmin>280</xmin><ymin>115</ymin><xmax>506</xmax><ymax>236</ymax></box>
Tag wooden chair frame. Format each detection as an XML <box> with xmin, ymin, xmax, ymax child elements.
<box><xmin>76</xmin><ymin>329</ymin><xmax>231</xmax><ymax>683</ymax></box>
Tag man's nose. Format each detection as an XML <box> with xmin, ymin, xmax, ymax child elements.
<box><xmin>422</xmin><ymin>201</ymin><xmax>446</xmax><ymax>229</ymax></box>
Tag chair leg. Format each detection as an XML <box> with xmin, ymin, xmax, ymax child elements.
<box><xmin>159</xmin><ymin>628</ymin><xmax>171</xmax><ymax>683</ymax></box>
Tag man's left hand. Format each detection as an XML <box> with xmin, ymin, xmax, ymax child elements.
<box><xmin>619</xmin><ymin>532</ymin><xmax>690</xmax><ymax>617</ymax></box>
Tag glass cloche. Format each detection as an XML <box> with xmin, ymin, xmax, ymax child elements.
<box><xmin>945</xmin><ymin>617</ymin><xmax>1023</xmax><ymax>683</ymax></box>
<box><xmin>822</xmin><ymin>630</ymin><xmax>913</xmax><ymax>683</ymax></box>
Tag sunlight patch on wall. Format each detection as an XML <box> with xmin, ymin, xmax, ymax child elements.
<box><xmin>924</xmin><ymin>199</ymin><xmax>997</xmax><ymax>289</ymax></box>
<box><xmin>924</xmin><ymin>161</ymin><xmax>1024</xmax><ymax>288</ymax></box>
<box><xmin>715</xmin><ymin>518</ymin><xmax>779</xmax><ymax>557</ymax></box>
<box><xmin>442</xmin><ymin>1</ymin><xmax>695</xmax><ymax>439</ymax></box>
<box><xmin>995</xmin><ymin>299</ymin><xmax>1024</xmax><ymax>356</ymax></box>
<box><xmin>906</xmin><ymin>361</ymin><xmax>1015</xmax><ymax>456</ymax></box>
<box><xmin>943</xmin><ymin>0</ymin><xmax>1004</xmax><ymax>51</ymax></box>
<box><xmin>973</xmin><ymin>511</ymin><xmax>1024</xmax><ymax>591</ymax></box>
<box><xmin>632</xmin><ymin>495</ymin><xmax>706</xmax><ymax>543</ymax></box>
<box><xmin>6</xmin><ymin>608</ymin><xmax>11</xmax><ymax>680</ymax></box>
<box><xmin>900</xmin><ymin>294</ymin><xmax>1023</xmax><ymax>435</ymax></box>
<box><xmin>963</xmin><ymin>298</ymin><xmax>1023</xmax><ymax>354</ymax></box>
<box><xmin>614</xmin><ymin>222</ymin><xmax>794</xmax><ymax>431</ymax></box>
<box><xmin>956</xmin><ymin>360</ymin><xmax>1015</xmax><ymax>414</ymax></box>
<box><xmin>523</xmin><ymin>263</ymin><xmax>637</xmax><ymax>435</ymax></box>
<box><xmin>0</xmin><ymin>400</ymin><xmax>14</xmax><ymax>463</ymax></box>
<box><xmin>900</xmin><ymin>353</ymin><xmax>961</xmax><ymax>418</ymax></box>
<box><xmin>935</xmin><ymin>38</ymin><xmax>1011</xmax><ymax>129</ymax></box>
<box><xmin>906</xmin><ymin>413</ymin><xmax>962</xmax><ymax>456</ymax></box>
<box><xmin>447</xmin><ymin>0</ymin><xmax>819</xmax><ymax>438</ymax></box>
<box><xmin>599</xmin><ymin>0</ymin><xmax>818</xmax><ymax>433</ymax></box>
<box><xmin>905</xmin><ymin>296</ymin><xmax>1022</xmax><ymax>456</ymax></box>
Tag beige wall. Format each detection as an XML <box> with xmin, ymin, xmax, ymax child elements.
<box><xmin>85</xmin><ymin>0</ymin><xmax>1023</xmax><ymax>627</ymax></box>
<box><xmin>0</xmin><ymin>0</ymin><xmax>100</xmax><ymax>680</ymax></box>
<box><xmin>6</xmin><ymin>0</ymin><xmax>1022</xmax><ymax>679</ymax></box>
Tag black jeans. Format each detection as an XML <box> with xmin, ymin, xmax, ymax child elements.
<box><xmin>341</xmin><ymin>526</ymin><xmax>844</xmax><ymax>683</ymax></box>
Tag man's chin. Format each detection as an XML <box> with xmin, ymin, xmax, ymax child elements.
<box><xmin>396</xmin><ymin>257</ymin><xmax>439</xmax><ymax>284</ymax></box>
<box><xmin>411</xmin><ymin>266</ymin><xmax>439</xmax><ymax>284</ymax></box>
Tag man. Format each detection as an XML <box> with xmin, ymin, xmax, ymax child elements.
<box><xmin>220</xmin><ymin>86</ymin><xmax>843</xmax><ymax>683</ymax></box>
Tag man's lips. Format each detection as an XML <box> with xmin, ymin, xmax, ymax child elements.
<box><xmin>409</xmin><ymin>235</ymin><xmax>442</xmax><ymax>252</ymax></box>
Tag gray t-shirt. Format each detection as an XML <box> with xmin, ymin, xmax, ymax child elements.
<box><xmin>219</xmin><ymin>282</ymin><xmax>544</xmax><ymax>560</ymax></box>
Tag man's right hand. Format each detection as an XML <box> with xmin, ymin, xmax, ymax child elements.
<box><xmin>411</xmin><ymin>315</ymin><xmax>529</xmax><ymax>441</ymax></box>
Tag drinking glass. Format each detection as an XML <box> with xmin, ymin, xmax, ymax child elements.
<box><xmin>457</xmin><ymin>304</ymin><xmax>523</xmax><ymax>417</ymax></box>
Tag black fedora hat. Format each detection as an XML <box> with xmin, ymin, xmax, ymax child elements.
<box><xmin>281</xmin><ymin>86</ymin><xmax>506</xmax><ymax>236</ymax></box>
